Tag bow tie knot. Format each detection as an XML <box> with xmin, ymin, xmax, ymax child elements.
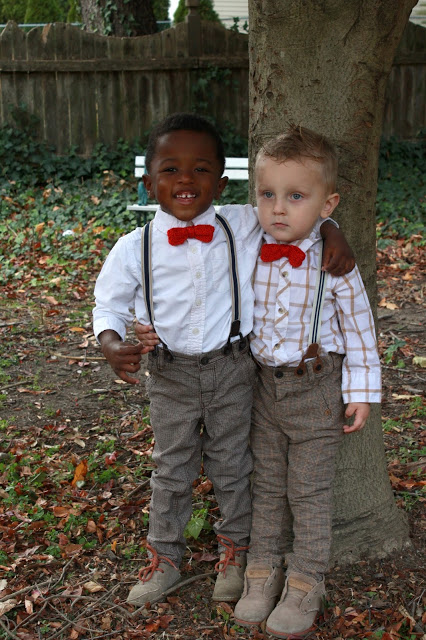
<box><xmin>168</xmin><ymin>224</ymin><xmax>215</xmax><ymax>246</ymax></box>
<box><xmin>260</xmin><ymin>243</ymin><xmax>306</xmax><ymax>267</ymax></box>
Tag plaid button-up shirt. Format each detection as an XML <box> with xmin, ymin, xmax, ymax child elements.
<box><xmin>250</xmin><ymin>227</ymin><xmax>381</xmax><ymax>404</ymax></box>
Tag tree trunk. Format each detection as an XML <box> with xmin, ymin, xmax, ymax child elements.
<box><xmin>248</xmin><ymin>0</ymin><xmax>416</xmax><ymax>562</ymax></box>
<box><xmin>80</xmin><ymin>0</ymin><xmax>157</xmax><ymax>36</ymax></box>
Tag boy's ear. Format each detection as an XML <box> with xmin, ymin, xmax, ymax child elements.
<box><xmin>142</xmin><ymin>173</ymin><xmax>154</xmax><ymax>199</ymax></box>
<box><xmin>320</xmin><ymin>192</ymin><xmax>340</xmax><ymax>219</ymax></box>
<box><xmin>215</xmin><ymin>176</ymin><xmax>228</xmax><ymax>199</ymax></box>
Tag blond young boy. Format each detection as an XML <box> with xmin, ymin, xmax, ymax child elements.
<box><xmin>234</xmin><ymin>125</ymin><xmax>381</xmax><ymax>638</ymax></box>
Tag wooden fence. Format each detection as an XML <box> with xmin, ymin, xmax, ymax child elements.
<box><xmin>383</xmin><ymin>22</ymin><xmax>426</xmax><ymax>139</ymax></box>
<box><xmin>0</xmin><ymin>16</ymin><xmax>424</xmax><ymax>155</ymax></box>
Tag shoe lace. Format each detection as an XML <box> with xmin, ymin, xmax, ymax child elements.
<box><xmin>138</xmin><ymin>544</ymin><xmax>177</xmax><ymax>583</ymax></box>
<box><xmin>214</xmin><ymin>534</ymin><xmax>249</xmax><ymax>576</ymax></box>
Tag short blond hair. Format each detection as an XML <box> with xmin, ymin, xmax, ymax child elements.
<box><xmin>256</xmin><ymin>124</ymin><xmax>338</xmax><ymax>192</ymax></box>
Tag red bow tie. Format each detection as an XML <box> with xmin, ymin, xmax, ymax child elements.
<box><xmin>260</xmin><ymin>243</ymin><xmax>306</xmax><ymax>267</ymax></box>
<box><xmin>167</xmin><ymin>224</ymin><xmax>215</xmax><ymax>246</ymax></box>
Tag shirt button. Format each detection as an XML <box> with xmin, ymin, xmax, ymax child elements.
<box><xmin>195</xmin><ymin>271</ymin><xmax>202</xmax><ymax>279</ymax></box>
<box><xmin>195</xmin><ymin>299</ymin><xmax>202</xmax><ymax>307</ymax></box>
<box><xmin>192</xmin><ymin>328</ymin><xmax>199</xmax><ymax>335</ymax></box>
<box><xmin>275</xmin><ymin>371</ymin><xmax>283</xmax><ymax>378</ymax></box>
<box><xmin>278</xmin><ymin>308</ymin><xmax>284</xmax><ymax>314</ymax></box>
<box><xmin>190</xmin><ymin>246</ymin><xmax>198</xmax><ymax>254</ymax></box>
<box><xmin>282</xmin><ymin>271</ymin><xmax>288</xmax><ymax>278</ymax></box>
<box><xmin>274</xmin><ymin>343</ymin><xmax>280</xmax><ymax>350</ymax></box>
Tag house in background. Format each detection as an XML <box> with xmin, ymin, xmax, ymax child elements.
<box><xmin>411</xmin><ymin>0</ymin><xmax>426</xmax><ymax>25</ymax></box>
<box><xmin>213</xmin><ymin>0</ymin><xmax>248</xmax><ymax>28</ymax></box>
<box><xmin>211</xmin><ymin>0</ymin><xmax>425</xmax><ymax>28</ymax></box>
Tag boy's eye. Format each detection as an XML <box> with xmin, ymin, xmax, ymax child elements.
<box><xmin>163</xmin><ymin>167</ymin><xmax>177</xmax><ymax>173</ymax></box>
<box><xmin>291</xmin><ymin>193</ymin><xmax>303</xmax><ymax>200</ymax></box>
<box><xmin>264</xmin><ymin>191</ymin><xmax>274</xmax><ymax>199</ymax></box>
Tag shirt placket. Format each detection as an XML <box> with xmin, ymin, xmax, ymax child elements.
<box><xmin>272</xmin><ymin>262</ymin><xmax>291</xmax><ymax>365</ymax></box>
<box><xmin>187</xmin><ymin>239</ymin><xmax>206</xmax><ymax>353</ymax></box>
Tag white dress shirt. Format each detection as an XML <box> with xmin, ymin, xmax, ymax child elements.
<box><xmin>250</xmin><ymin>227</ymin><xmax>381</xmax><ymax>404</ymax></box>
<box><xmin>93</xmin><ymin>205</ymin><xmax>262</xmax><ymax>354</ymax></box>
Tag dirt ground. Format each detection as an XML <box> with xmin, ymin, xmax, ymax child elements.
<box><xmin>0</xmin><ymin>246</ymin><xmax>424</xmax><ymax>640</ymax></box>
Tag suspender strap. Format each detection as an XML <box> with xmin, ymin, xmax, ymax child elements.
<box><xmin>141</xmin><ymin>221</ymin><xmax>154</xmax><ymax>327</ymax></box>
<box><xmin>295</xmin><ymin>241</ymin><xmax>328</xmax><ymax>376</ymax></box>
<box><xmin>308</xmin><ymin>240</ymin><xmax>328</xmax><ymax>345</ymax></box>
<box><xmin>140</xmin><ymin>215</ymin><xmax>242</xmax><ymax>346</ymax></box>
<box><xmin>215</xmin><ymin>214</ymin><xmax>242</xmax><ymax>338</ymax></box>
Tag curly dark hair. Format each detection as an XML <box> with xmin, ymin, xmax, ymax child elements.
<box><xmin>144</xmin><ymin>112</ymin><xmax>225</xmax><ymax>174</ymax></box>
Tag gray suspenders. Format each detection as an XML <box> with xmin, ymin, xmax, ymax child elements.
<box><xmin>295</xmin><ymin>241</ymin><xmax>328</xmax><ymax>376</ymax></box>
<box><xmin>140</xmin><ymin>215</ymin><xmax>244</xmax><ymax>360</ymax></box>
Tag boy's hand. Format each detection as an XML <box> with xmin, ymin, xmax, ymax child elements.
<box><xmin>343</xmin><ymin>403</ymin><xmax>370</xmax><ymax>433</ymax></box>
<box><xmin>135</xmin><ymin>322</ymin><xmax>160</xmax><ymax>348</ymax></box>
<box><xmin>99</xmin><ymin>329</ymin><xmax>149</xmax><ymax>385</ymax></box>
<box><xmin>320</xmin><ymin>222</ymin><xmax>355</xmax><ymax>276</ymax></box>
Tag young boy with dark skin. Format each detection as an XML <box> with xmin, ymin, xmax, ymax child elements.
<box><xmin>93</xmin><ymin>113</ymin><xmax>355</xmax><ymax>608</ymax></box>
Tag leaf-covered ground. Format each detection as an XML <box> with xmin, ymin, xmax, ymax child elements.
<box><xmin>0</xmin><ymin>224</ymin><xmax>424</xmax><ymax>639</ymax></box>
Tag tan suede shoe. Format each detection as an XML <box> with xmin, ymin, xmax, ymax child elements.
<box><xmin>266</xmin><ymin>572</ymin><xmax>325</xmax><ymax>638</ymax></box>
<box><xmin>126</xmin><ymin>545</ymin><xmax>181</xmax><ymax>608</ymax></box>
<box><xmin>212</xmin><ymin>534</ymin><xmax>248</xmax><ymax>602</ymax></box>
<box><xmin>234</xmin><ymin>563</ymin><xmax>285</xmax><ymax>626</ymax></box>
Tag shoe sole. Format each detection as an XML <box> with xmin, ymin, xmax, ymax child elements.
<box><xmin>234</xmin><ymin>616</ymin><xmax>265</xmax><ymax>627</ymax></box>
<box><xmin>265</xmin><ymin>622</ymin><xmax>317</xmax><ymax>639</ymax></box>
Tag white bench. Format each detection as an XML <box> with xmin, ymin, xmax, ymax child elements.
<box><xmin>127</xmin><ymin>155</ymin><xmax>249</xmax><ymax>226</ymax></box>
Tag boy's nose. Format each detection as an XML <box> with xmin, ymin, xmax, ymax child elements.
<box><xmin>179</xmin><ymin>170</ymin><xmax>194</xmax><ymax>183</ymax></box>
<box><xmin>273</xmin><ymin>200</ymin><xmax>286</xmax><ymax>215</ymax></box>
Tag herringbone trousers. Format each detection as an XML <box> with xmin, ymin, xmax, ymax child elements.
<box><xmin>146</xmin><ymin>340</ymin><xmax>256</xmax><ymax>565</ymax></box>
<box><xmin>248</xmin><ymin>352</ymin><xmax>344</xmax><ymax>580</ymax></box>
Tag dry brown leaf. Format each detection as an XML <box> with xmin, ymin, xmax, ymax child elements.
<box><xmin>0</xmin><ymin>598</ymin><xmax>18</xmax><ymax>616</ymax></box>
<box><xmin>71</xmin><ymin>459</ymin><xmax>88</xmax><ymax>487</ymax></box>
<box><xmin>83</xmin><ymin>581</ymin><xmax>104</xmax><ymax>593</ymax></box>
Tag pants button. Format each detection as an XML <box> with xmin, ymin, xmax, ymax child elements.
<box><xmin>275</xmin><ymin>371</ymin><xmax>283</xmax><ymax>378</ymax></box>
<box><xmin>201</xmin><ymin>356</ymin><xmax>209</xmax><ymax>365</ymax></box>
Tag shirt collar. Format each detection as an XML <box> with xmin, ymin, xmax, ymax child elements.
<box><xmin>153</xmin><ymin>206</ymin><xmax>217</xmax><ymax>234</ymax></box>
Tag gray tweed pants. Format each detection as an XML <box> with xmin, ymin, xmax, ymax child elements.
<box><xmin>248</xmin><ymin>352</ymin><xmax>345</xmax><ymax>581</ymax></box>
<box><xmin>145</xmin><ymin>340</ymin><xmax>256</xmax><ymax>565</ymax></box>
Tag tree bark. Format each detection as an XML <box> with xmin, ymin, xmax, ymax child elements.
<box><xmin>248</xmin><ymin>0</ymin><xmax>416</xmax><ymax>561</ymax></box>
<box><xmin>80</xmin><ymin>0</ymin><xmax>157</xmax><ymax>36</ymax></box>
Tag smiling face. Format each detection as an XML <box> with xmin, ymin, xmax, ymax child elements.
<box><xmin>143</xmin><ymin>130</ymin><xmax>228</xmax><ymax>222</ymax></box>
<box><xmin>255</xmin><ymin>155</ymin><xmax>340</xmax><ymax>243</ymax></box>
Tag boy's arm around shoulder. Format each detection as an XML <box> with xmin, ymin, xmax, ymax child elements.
<box><xmin>320</xmin><ymin>220</ymin><xmax>355</xmax><ymax>276</ymax></box>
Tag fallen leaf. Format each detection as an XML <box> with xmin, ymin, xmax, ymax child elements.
<box><xmin>25</xmin><ymin>598</ymin><xmax>33</xmax><ymax>614</ymax></box>
<box><xmin>391</xmin><ymin>393</ymin><xmax>416</xmax><ymax>400</ymax></box>
<box><xmin>64</xmin><ymin>544</ymin><xmax>83</xmax><ymax>556</ymax></box>
<box><xmin>0</xmin><ymin>599</ymin><xmax>18</xmax><ymax>615</ymax></box>
<box><xmin>101</xmin><ymin>615</ymin><xmax>112</xmax><ymax>630</ymax></box>
<box><xmin>83</xmin><ymin>581</ymin><xmax>104</xmax><ymax>593</ymax></box>
<box><xmin>378</xmin><ymin>299</ymin><xmax>398</xmax><ymax>310</ymax></box>
<box><xmin>71</xmin><ymin>459</ymin><xmax>88</xmax><ymax>487</ymax></box>
<box><xmin>53</xmin><ymin>506</ymin><xmax>72</xmax><ymax>517</ymax></box>
<box><xmin>413</xmin><ymin>356</ymin><xmax>426</xmax><ymax>368</ymax></box>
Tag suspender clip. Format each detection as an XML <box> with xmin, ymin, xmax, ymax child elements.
<box><xmin>230</xmin><ymin>320</ymin><xmax>241</xmax><ymax>337</ymax></box>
